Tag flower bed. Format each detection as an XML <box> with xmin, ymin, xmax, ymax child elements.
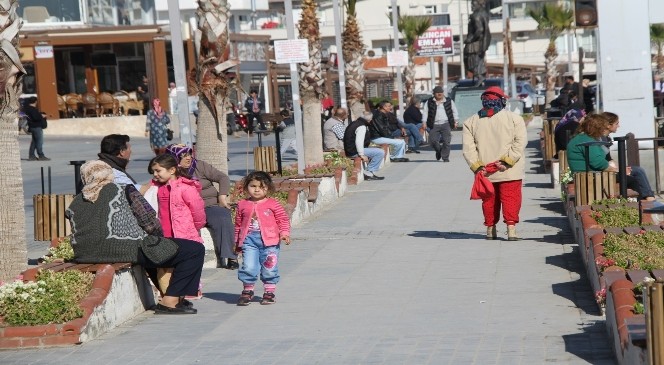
<box><xmin>572</xmin><ymin>199</ymin><xmax>664</xmax><ymax>364</ymax></box>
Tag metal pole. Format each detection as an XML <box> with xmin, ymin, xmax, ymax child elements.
<box><xmin>430</xmin><ymin>56</ymin><xmax>436</xmax><ymax>90</ymax></box>
<box><xmin>458</xmin><ymin>0</ymin><xmax>465</xmax><ymax>79</ymax></box>
<box><xmin>70</xmin><ymin>160</ymin><xmax>86</xmax><ymax>195</ymax></box>
<box><xmin>167</xmin><ymin>0</ymin><xmax>193</xmax><ymax>146</ymax></box>
<box><xmin>614</xmin><ymin>135</ymin><xmax>628</xmax><ymax>198</ymax></box>
<box><xmin>567</xmin><ymin>30</ymin><xmax>573</xmax><ymax>74</ymax></box>
<box><xmin>391</xmin><ymin>0</ymin><xmax>404</xmax><ymax>118</ymax></box>
<box><xmin>285</xmin><ymin>0</ymin><xmax>305</xmax><ymax>174</ymax></box>
<box><xmin>274</xmin><ymin>128</ymin><xmax>283</xmax><ymax>175</ymax></box>
<box><xmin>332</xmin><ymin>0</ymin><xmax>347</xmax><ymax>110</ymax></box>
<box><xmin>502</xmin><ymin>2</ymin><xmax>509</xmax><ymax>93</ymax></box>
<box><xmin>443</xmin><ymin>55</ymin><xmax>448</xmax><ymax>93</ymax></box>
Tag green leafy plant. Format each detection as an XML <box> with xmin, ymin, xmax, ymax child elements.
<box><xmin>324</xmin><ymin>151</ymin><xmax>354</xmax><ymax>171</ymax></box>
<box><xmin>603</xmin><ymin>231</ymin><xmax>664</xmax><ymax>270</ymax></box>
<box><xmin>634</xmin><ymin>302</ymin><xmax>645</xmax><ymax>315</ymax></box>
<box><xmin>0</xmin><ymin>269</ymin><xmax>94</xmax><ymax>326</ymax></box>
<box><xmin>592</xmin><ymin>207</ymin><xmax>644</xmax><ymax>227</ymax></box>
<box><xmin>41</xmin><ymin>236</ymin><xmax>74</xmax><ymax>263</ymax></box>
<box><xmin>592</xmin><ymin>197</ymin><xmax>628</xmax><ymax>205</ymax></box>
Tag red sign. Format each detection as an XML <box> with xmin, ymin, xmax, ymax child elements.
<box><xmin>415</xmin><ymin>26</ymin><xmax>454</xmax><ymax>57</ymax></box>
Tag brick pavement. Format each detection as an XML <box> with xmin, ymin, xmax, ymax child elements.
<box><xmin>3</xmin><ymin>119</ymin><xmax>616</xmax><ymax>364</ymax></box>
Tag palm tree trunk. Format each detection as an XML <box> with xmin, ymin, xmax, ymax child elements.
<box><xmin>0</xmin><ymin>0</ymin><xmax>27</xmax><ymax>281</ymax></box>
<box><xmin>194</xmin><ymin>0</ymin><xmax>231</xmax><ymax>174</ymax></box>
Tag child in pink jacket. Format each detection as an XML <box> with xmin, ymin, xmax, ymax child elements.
<box><xmin>235</xmin><ymin>171</ymin><xmax>290</xmax><ymax>306</ymax></box>
<box><xmin>151</xmin><ymin>154</ymin><xmax>206</xmax><ymax>298</ymax></box>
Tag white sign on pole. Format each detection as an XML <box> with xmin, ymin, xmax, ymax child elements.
<box><xmin>274</xmin><ymin>39</ymin><xmax>309</xmax><ymax>64</ymax></box>
<box><xmin>34</xmin><ymin>45</ymin><xmax>53</xmax><ymax>59</ymax></box>
<box><xmin>387</xmin><ymin>50</ymin><xmax>408</xmax><ymax>67</ymax></box>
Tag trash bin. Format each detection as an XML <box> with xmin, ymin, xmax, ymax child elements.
<box><xmin>34</xmin><ymin>194</ymin><xmax>74</xmax><ymax>241</ymax></box>
<box><xmin>254</xmin><ymin>146</ymin><xmax>277</xmax><ymax>173</ymax></box>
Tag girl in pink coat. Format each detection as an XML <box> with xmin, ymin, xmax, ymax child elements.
<box><xmin>150</xmin><ymin>154</ymin><xmax>206</xmax><ymax>243</ymax></box>
<box><xmin>151</xmin><ymin>154</ymin><xmax>206</xmax><ymax>299</ymax></box>
<box><xmin>235</xmin><ymin>171</ymin><xmax>290</xmax><ymax>306</ymax></box>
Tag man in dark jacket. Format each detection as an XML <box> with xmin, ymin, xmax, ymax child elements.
<box><xmin>244</xmin><ymin>90</ymin><xmax>266</xmax><ymax>134</ymax></box>
<box><xmin>24</xmin><ymin>96</ymin><xmax>50</xmax><ymax>161</ymax></box>
<box><xmin>343</xmin><ymin>112</ymin><xmax>385</xmax><ymax>180</ymax></box>
<box><xmin>98</xmin><ymin>134</ymin><xmax>140</xmax><ymax>189</ymax></box>
<box><xmin>370</xmin><ymin>100</ymin><xmax>408</xmax><ymax>162</ymax></box>
<box><xmin>422</xmin><ymin>86</ymin><xmax>458</xmax><ymax>161</ymax></box>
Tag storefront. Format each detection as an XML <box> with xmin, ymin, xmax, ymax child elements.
<box><xmin>19</xmin><ymin>25</ymin><xmax>190</xmax><ymax>119</ymax></box>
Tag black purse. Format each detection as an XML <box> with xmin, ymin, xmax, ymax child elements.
<box><xmin>166</xmin><ymin>129</ymin><xmax>174</xmax><ymax>141</ymax></box>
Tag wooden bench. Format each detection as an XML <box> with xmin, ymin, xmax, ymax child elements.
<box><xmin>540</xmin><ymin>117</ymin><xmax>560</xmax><ymax>173</ymax></box>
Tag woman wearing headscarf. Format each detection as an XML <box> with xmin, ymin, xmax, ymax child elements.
<box><xmin>554</xmin><ymin>108</ymin><xmax>586</xmax><ymax>158</ymax></box>
<box><xmin>462</xmin><ymin>86</ymin><xmax>527</xmax><ymax>241</ymax></box>
<box><xmin>145</xmin><ymin>98</ymin><xmax>171</xmax><ymax>155</ymax></box>
<box><xmin>65</xmin><ymin>161</ymin><xmax>204</xmax><ymax>314</ymax></box>
<box><xmin>166</xmin><ymin>144</ymin><xmax>238</xmax><ymax>269</ymax></box>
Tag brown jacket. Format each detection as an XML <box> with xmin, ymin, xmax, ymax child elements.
<box><xmin>193</xmin><ymin>159</ymin><xmax>230</xmax><ymax>207</ymax></box>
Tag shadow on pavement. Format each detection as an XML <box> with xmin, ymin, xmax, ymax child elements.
<box><xmin>408</xmin><ymin>230</ymin><xmax>486</xmax><ymax>240</ymax></box>
<box><xmin>562</xmin><ymin>321</ymin><xmax>615</xmax><ymax>363</ymax></box>
<box><xmin>203</xmin><ymin>291</ymin><xmax>244</xmax><ymax>304</ymax></box>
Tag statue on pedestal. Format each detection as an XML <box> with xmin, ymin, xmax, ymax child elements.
<box><xmin>464</xmin><ymin>0</ymin><xmax>491</xmax><ymax>84</ymax></box>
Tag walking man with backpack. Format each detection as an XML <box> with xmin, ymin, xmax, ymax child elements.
<box><xmin>422</xmin><ymin>86</ymin><xmax>459</xmax><ymax>162</ymax></box>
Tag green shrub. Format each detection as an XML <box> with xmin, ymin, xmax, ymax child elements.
<box><xmin>592</xmin><ymin>207</ymin><xmax>643</xmax><ymax>227</ymax></box>
<box><xmin>41</xmin><ymin>236</ymin><xmax>74</xmax><ymax>263</ymax></box>
<box><xmin>603</xmin><ymin>231</ymin><xmax>664</xmax><ymax>270</ymax></box>
<box><xmin>0</xmin><ymin>269</ymin><xmax>94</xmax><ymax>326</ymax></box>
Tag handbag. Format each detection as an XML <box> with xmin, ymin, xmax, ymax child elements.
<box><xmin>139</xmin><ymin>236</ymin><xmax>179</xmax><ymax>265</ymax></box>
<box><xmin>166</xmin><ymin>128</ymin><xmax>174</xmax><ymax>141</ymax></box>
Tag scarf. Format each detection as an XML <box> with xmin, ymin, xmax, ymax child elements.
<box><xmin>478</xmin><ymin>99</ymin><xmax>505</xmax><ymax>118</ymax></box>
<box><xmin>152</xmin><ymin>98</ymin><xmax>164</xmax><ymax>118</ymax></box>
<box><xmin>166</xmin><ymin>144</ymin><xmax>197</xmax><ymax>176</ymax></box>
<box><xmin>81</xmin><ymin>161</ymin><xmax>115</xmax><ymax>202</ymax></box>
<box><xmin>97</xmin><ymin>152</ymin><xmax>137</xmax><ymax>183</ymax></box>
<box><xmin>554</xmin><ymin>108</ymin><xmax>586</xmax><ymax>132</ymax></box>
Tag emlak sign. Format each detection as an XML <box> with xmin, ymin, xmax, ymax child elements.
<box><xmin>415</xmin><ymin>26</ymin><xmax>454</xmax><ymax>57</ymax></box>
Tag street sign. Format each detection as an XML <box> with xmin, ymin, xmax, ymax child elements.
<box><xmin>274</xmin><ymin>39</ymin><xmax>309</xmax><ymax>64</ymax></box>
<box><xmin>387</xmin><ymin>50</ymin><xmax>408</xmax><ymax>67</ymax></box>
<box><xmin>415</xmin><ymin>26</ymin><xmax>454</xmax><ymax>57</ymax></box>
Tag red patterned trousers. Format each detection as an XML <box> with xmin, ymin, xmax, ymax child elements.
<box><xmin>482</xmin><ymin>179</ymin><xmax>522</xmax><ymax>226</ymax></box>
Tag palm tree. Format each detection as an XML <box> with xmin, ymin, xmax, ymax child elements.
<box><xmin>528</xmin><ymin>3</ymin><xmax>574</xmax><ymax>105</ymax></box>
<box><xmin>0</xmin><ymin>0</ymin><xmax>28</xmax><ymax>281</ymax></box>
<box><xmin>298</xmin><ymin>0</ymin><xmax>324</xmax><ymax>166</ymax></box>
<box><xmin>397</xmin><ymin>15</ymin><xmax>432</xmax><ymax>100</ymax></box>
<box><xmin>651</xmin><ymin>24</ymin><xmax>664</xmax><ymax>74</ymax></box>
<box><xmin>192</xmin><ymin>0</ymin><xmax>234</xmax><ymax>173</ymax></box>
<box><xmin>342</xmin><ymin>0</ymin><xmax>366</xmax><ymax>120</ymax></box>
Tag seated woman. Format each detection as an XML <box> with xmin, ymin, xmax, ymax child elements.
<box><xmin>553</xmin><ymin>108</ymin><xmax>585</xmax><ymax>158</ymax></box>
<box><xmin>166</xmin><ymin>144</ymin><xmax>238</xmax><ymax>269</ymax></box>
<box><xmin>602</xmin><ymin>112</ymin><xmax>656</xmax><ymax>201</ymax></box>
<box><xmin>566</xmin><ymin>114</ymin><xmax>612</xmax><ymax>172</ymax></box>
<box><xmin>65</xmin><ymin>160</ymin><xmax>205</xmax><ymax>314</ymax></box>
<box><xmin>567</xmin><ymin>114</ymin><xmax>654</xmax><ymax>201</ymax></box>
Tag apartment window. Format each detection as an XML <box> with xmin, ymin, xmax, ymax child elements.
<box><xmin>424</xmin><ymin>5</ymin><xmax>437</xmax><ymax>15</ymax></box>
<box><xmin>20</xmin><ymin>0</ymin><xmax>82</xmax><ymax>22</ymax></box>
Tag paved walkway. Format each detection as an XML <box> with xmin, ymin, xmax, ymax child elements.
<box><xmin>4</xmin><ymin>118</ymin><xmax>616</xmax><ymax>364</ymax></box>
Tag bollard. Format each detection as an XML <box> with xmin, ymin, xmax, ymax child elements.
<box><xmin>70</xmin><ymin>160</ymin><xmax>86</xmax><ymax>195</ymax></box>
<box><xmin>274</xmin><ymin>126</ymin><xmax>283</xmax><ymax>175</ymax></box>
<box><xmin>612</xmin><ymin>136</ymin><xmax>628</xmax><ymax>199</ymax></box>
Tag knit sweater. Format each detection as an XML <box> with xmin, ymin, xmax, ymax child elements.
<box><xmin>193</xmin><ymin>160</ymin><xmax>231</xmax><ymax>207</ymax></box>
<box><xmin>66</xmin><ymin>183</ymin><xmax>168</xmax><ymax>264</ymax></box>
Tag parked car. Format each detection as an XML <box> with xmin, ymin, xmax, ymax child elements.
<box><xmin>515</xmin><ymin>81</ymin><xmax>543</xmax><ymax>113</ymax></box>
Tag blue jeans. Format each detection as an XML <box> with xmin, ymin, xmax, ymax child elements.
<box><xmin>371</xmin><ymin>137</ymin><xmax>406</xmax><ymax>159</ymax></box>
<box><xmin>629</xmin><ymin>165</ymin><xmax>654</xmax><ymax>199</ymax></box>
<box><xmin>238</xmin><ymin>231</ymin><xmax>280</xmax><ymax>285</ymax></box>
<box><xmin>29</xmin><ymin>127</ymin><xmax>45</xmax><ymax>158</ymax></box>
<box><xmin>399</xmin><ymin>122</ymin><xmax>424</xmax><ymax>149</ymax></box>
<box><xmin>350</xmin><ymin>147</ymin><xmax>385</xmax><ymax>174</ymax></box>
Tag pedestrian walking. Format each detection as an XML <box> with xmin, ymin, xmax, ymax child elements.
<box><xmin>422</xmin><ymin>86</ymin><xmax>458</xmax><ymax>162</ymax></box>
<box><xmin>145</xmin><ymin>98</ymin><xmax>171</xmax><ymax>155</ymax></box>
<box><xmin>234</xmin><ymin>171</ymin><xmax>291</xmax><ymax>306</ymax></box>
<box><xmin>24</xmin><ymin>96</ymin><xmax>50</xmax><ymax>161</ymax></box>
<box><xmin>462</xmin><ymin>86</ymin><xmax>527</xmax><ymax>240</ymax></box>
